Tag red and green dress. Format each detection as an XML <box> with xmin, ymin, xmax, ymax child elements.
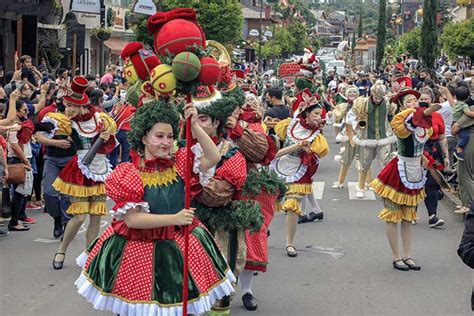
<box><xmin>371</xmin><ymin>108</ymin><xmax>434</xmax><ymax>222</ymax></box>
<box><xmin>75</xmin><ymin>153</ymin><xmax>235</xmax><ymax>316</ymax></box>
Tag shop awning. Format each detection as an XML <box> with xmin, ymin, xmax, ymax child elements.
<box><xmin>104</xmin><ymin>37</ymin><xmax>128</xmax><ymax>55</ymax></box>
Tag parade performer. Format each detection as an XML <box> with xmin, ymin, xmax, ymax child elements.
<box><xmin>296</xmin><ymin>47</ymin><xmax>319</xmax><ymax>78</ymax></box>
<box><xmin>51</xmin><ymin>76</ymin><xmax>117</xmax><ymax>270</ymax></box>
<box><xmin>346</xmin><ymin>81</ymin><xmax>396</xmax><ymax>198</ymax></box>
<box><xmin>189</xmin><ymin>85</ymin><xmax>271</xmax><ymax>315</ymax></box>
<box><xmin>272</xmin><ymin>89</ymin><xmax>329</xmax><ymax>257</ymax></box>
<box><xmin>232</xmin><ymin>93</ymin><xmax>282</xmax><ymax>311</ymax></box>
<box><xmin>331</xmin><ymin>82</ymin><xmax>347</xmax><ymax>134</ymax></box>
<box><xmin>371</xmin><ymin>88</ymin><xmax>440</xmax><ymax>271</ymax></box>
<box><xmin>332</xmin><ymin>85</ymin><xmax>360</xmax><ymax>189</ymax></box>
<box><xmin>74</xmin><ymin>100</ymin><xmax>235</xmax><ymax>315</ymax></box>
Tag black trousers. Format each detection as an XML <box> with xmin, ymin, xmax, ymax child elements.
<box><xmin>424</xmin><ymin>173</ymin><xmax>440</xmax><ymax>217</ymax></box>
<box><xmin>7</xmin><ymin>157</ymin><xmax>28</xmax><ymax>227</ymax></box>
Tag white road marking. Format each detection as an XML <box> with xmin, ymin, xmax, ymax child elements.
<box><xmin>271</xmin><ymin>245</ymin><xmax>344</xmax><ymax>258</ymax></box>
<box><xmin>312</xmin><ymin>181</ymin><xmax>325</xmax><ymax>200</ymax></box>
<box><xmin>34</xmin><ymin>238</ymin><xmax>60</xmax><ymax>243</ymax></box>
<box><xmin>347</xmin><ymin>182</ymin><xmax>376</xmax><ymax>200</ymax></box>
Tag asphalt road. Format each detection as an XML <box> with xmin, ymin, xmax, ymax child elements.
<box><xmin>1</xmin><ymin>127</ymin><xmax>472</xmax><ymax>316</ymax></box>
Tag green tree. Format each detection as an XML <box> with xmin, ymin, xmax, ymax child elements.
<box><xmin>132</xmin><ymin>0</ymin><xmax>243</xmax><ymax>49</ymax></box>
<box><xmin>441</xmin><ymin>18</ymin><xmax>474</xmax><ymax>61</ymax></box>
<box><xmin>397</xmin><ymin>27</ymin><xmax>421</xmax><ymax>58</ymax></box>
<box><xmin>261</xmin><ymin>40</ymin><xmax>282</xmax><ymax>58</ymax></box>
<box><xmin>274</xmin><ymin>26</ymin><xmax>294</xmax><ymax>57</ymax></box>
<box><xmin>358</xmin><ymin>10</ymin><xmax>363</xmax><ymax>38</ymax></box>
<box><xmin>288</xmin><ymin>22</ymin><xmax>309</xmax><ymax>54</ymax></box>
<box><xmin>351</xmin><ymin>30</ymin><xmax>356</xmax><ymax>65</ymax></box>
<box><xmin>375</xmin><ymin>0</ymin><xmax>386</xmax><ymax>68</ymax></box>
<box><xmin>134</xmin><ymin>14</ymin><xmax>154</xmax><ymax>48</ymax></box>
<box><xmin>197</xmin><ymin>1</ymin><xmax>243</xmax><ymax>44</ymax></box>
<box><xmin>419</xmin><ymin>0</ymin><xmax>438</xmax><ymax>68</ymax></box>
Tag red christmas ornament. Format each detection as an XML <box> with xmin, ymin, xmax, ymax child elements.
<box><xmin>198</xmin><ymin>57</ymin><xmax>221</xmax><ymax>86</ymax></box>
<box><xmin>147</xmin><ymin>8</ymin><xmax>206</xmax><ymax>56</ymax></box>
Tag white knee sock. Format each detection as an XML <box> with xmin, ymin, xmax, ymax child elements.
<box><xmin>300</xmin><ymin>198</ymin><xmax>307</xmax><ymax>215</ymax></box>
<box><xmin>239</xmin><ymin>269</ymin><xmax>255</xmax><ymax>295</ymax></box>
<box><xmin>307</xmin><ymin>194</ymin><xmax>323</xmax><ymax>213</ymax></box>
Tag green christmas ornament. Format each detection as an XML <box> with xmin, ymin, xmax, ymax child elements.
<box><xmin>171</xmin><ymin>52</ymin><xmax>201</xmax><ymax>82</ymax></box>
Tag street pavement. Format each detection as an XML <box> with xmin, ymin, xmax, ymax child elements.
<box><xmin>1</xmin><ymin>127</ymin><xmax>472</xmax><ymax>316</ymax></box>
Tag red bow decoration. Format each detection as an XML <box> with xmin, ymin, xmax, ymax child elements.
<box><xmin>147</xmin><ymin>8</ymin><xmax>197</xmax><ymax>33</ymax></box>
<box><xmin>299</xmin><ymin>91</ymin><xmax>320</xmax><ymax>112</ymax></box>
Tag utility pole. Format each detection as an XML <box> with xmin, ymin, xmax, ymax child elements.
<box><xmin>99</xmin><ymin>0</ymin><xmax>106</xmax><ymax>75</ymax></box>
<box><xmin>258</xmin><ymin>0</ymin><xmax>264</xmax><ymax>72</ymax></box>
<box><xmin>16</xmin><ymin>17</ymin><xmax>23</xmax><ymax>57</ymax></box>
<box><xmin>72</xmin><ymin>33</ymin><xmax>77</xmax><ymax>71</ymax></box>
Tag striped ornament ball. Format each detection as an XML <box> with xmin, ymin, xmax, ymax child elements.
<box><xmin>171</xmin><ymin>52</ymin><xmax>201</xmax><ymax>82</ymax></box>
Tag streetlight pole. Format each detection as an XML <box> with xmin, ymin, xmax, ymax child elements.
<box><xmin>258</xmin><ymin>0</ymin><xmax>264</xmax><ymax>73</ymax></box>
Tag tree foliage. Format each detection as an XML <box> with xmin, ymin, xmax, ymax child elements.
<box><xmin>419</xmin><ymin>0</ymin><xmax>438</xmax><ymax>68</ymax></box>
<box><xmin>375</xmin><ymin>0</ymin><xmax>386</xmax><ymax>68</ymax></box>
<box><xmin>132</xmin><ymin>0</ymin><xmax>243</xmax><ymax>48</ymax></box>
<box><xmin>441</xmin><ymin>18</ymin><xmax>474</xmax><ymax>61</ymax></box>
<box><xmin>197</xmin><ymin>1</ymin><xmax>243</xmax><ymax>44</ymax></box>
<box><xmin>358</xmin><ymin>10</ymin><xmax>363</xmax><ymax>38</ymax></box>
<box><xmin>396</xmin><ymin>27</ymin><xmax>421</xmax><ymax>59</ymax></box>
<box><xmin>261</xmin><ymin>22</ymin><xmax>309</xmax><ymax>59</ymax></box>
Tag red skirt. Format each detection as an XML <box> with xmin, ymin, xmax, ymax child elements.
<box><xmin>241</xmin><ymin>191</ymin><xmax>278</xmax><ymax>272</ymax></box>
<box><xmin>371</xmin><ymin>157</ymin><xmax>426</xmax><ymax>207</ymax></box>
<box><xmin>58</xmin><ymin>155</ymin><xmax>101</xmax><ymax>187</ymax></box>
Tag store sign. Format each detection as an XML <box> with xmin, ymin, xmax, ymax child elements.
<box><xmin>71</xmin><ymin>0</ymin><xmax>101</xmax><ymax>14</ymax></box>
<box><xmin>133</xmin><ymin>0</ymin><xmax>156</xmax><ymax>16</ymax></box>
<box><xmin>75</xmin><ymin>12</ymin><xmax>100</xmax><ymax>29</ymax></box>
<box><xmin>108</xmin><ymin>6</ymin><xmax>127</xmax><ymax>31</ymax></box>
<box><xmin>249</xmin><ymin>29</ymin><xmax>259</xmax><ymax>36</ymax></box>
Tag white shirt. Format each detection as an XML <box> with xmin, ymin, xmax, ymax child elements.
<box><xmin>7</xmin><ymin>131</ymin><xmax>32</xmax><ymax>159</ymax></box>
<box><xmin>437</xmin><ymin>101</ymin><xmax>453</xmax><ymax>137</ymax></box>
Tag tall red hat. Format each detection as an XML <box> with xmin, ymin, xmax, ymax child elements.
<box><xmin>121</xmin><ymin>42</ymin><xmax>160</xmax><ymax>81</ymax></box>
<box><xmin>63</xmin><ymin>76</ymin><xmax>89</xmax><ymax>106</ymax></box>
<box><xmin>391</xmin><ymin>76</ymin><xmax>412</xmax><ymax>94</ymax></box>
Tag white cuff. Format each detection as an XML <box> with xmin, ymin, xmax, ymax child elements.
<box><xmin>110</xmin><ymin>201</ymin><xmax>150</xmax><ymax>220</ymax></box>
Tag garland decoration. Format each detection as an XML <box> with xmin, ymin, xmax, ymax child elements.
<box><xmin>194</xmin><ymin>200</ymin><xmax>263</xmax><ymax>233</ymax></box>
<box><xmin>242</xmin><ymin>168</ymin><xmax>287</xmax><ymax>199</ymax></box>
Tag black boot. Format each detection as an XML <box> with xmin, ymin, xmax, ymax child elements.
<box><xmin>242</xmin><ymin>293</ymin><xmax>258</xmax><ymax>311</ymax></box>
<box><xmin>307</xmin><ymin>211</ymin><xmax>324</xmax><ymax>222</ymax></box>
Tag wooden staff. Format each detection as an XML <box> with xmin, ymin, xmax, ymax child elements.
<box><xmin>181</xmin><ymin>95</ymin><xmax>192</xmax><ymax>315</ymax></box>
<box><xmin>275</xmin><ymin>141</ymin><xmax>309</xmax><ymax>158</ymax></box>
